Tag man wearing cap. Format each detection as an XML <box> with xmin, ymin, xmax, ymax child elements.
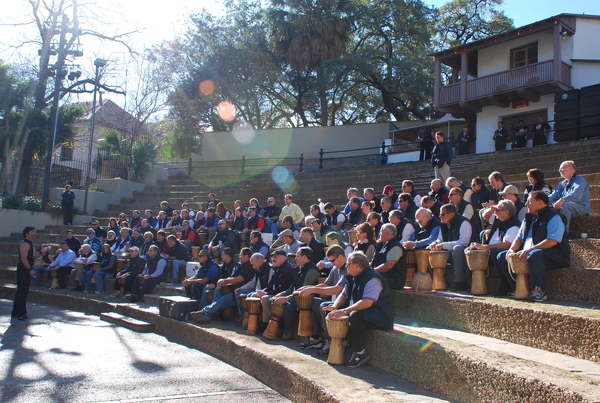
<box><xmin>431</xmin><ymin>131</ymin><xmax>452</xmax><ymax>182</ymax></box>
<box><xmin>548</xmin><ymin>160</ymin><xmax>590</xmax><ymax>231</ymax></box>
<box><xmin>483</xmin><ymin>185</ymin><xmax>527</xmax><ymax>224</ymax></box>
<box><xmin>270</xmin><ymin>229</ymin><xmax>301</xmax><ymax>255</ymax></box>
<box><xmin>249</xmin><ymin>249</ymin><xmax>296</xmax><ymax>329</ymax></box>
<box><xmin>382</xmin><ymin>185</ymin><xmax>399</xmax><ymax>208</ymax></box>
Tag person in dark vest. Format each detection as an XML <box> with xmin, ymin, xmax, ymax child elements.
<box><xmin>326</xmin><ymin>251</ymin><xmax>393</xmax><ymax>368</ymax></box>
<box><xmin>470</xmin><ymin>176</ymin><xmax>490</xmax><ymax>210</ymax></box>
<box><xmin>248</xmin><ymin>230</ymin><xmax>269</xmax><ymax>259</ymax></box>
<box><xmin>449</xmin><ymin>187</ymin><xmax>480</xmax><ymax>242</ymax></box>
<box><xmin>421</xmin><ymin>196</ymin><xmax>443</xmax><ymax>218</ymax></box>
<box><xmin>388</xmin><ymin>209</ymin><xmax>416</xmax><ymax>243</ymax></box>
<box><xmin>273</xmin><ymin>247</ymin><xmax>320</xmax><ymax>340</ymax></box>
<box><xmin>372</xmin><ymin>223</ymin><xmax>406</xmax><ymax>290</ymax></box>
<box><xmin>468</xmin><ymin>200</ymin><xmax>521</xmax><ymax>296</ymax></box>
<box><xmin>429</xmin><ymin>178</ymin><xmax>449</xmax><ymax>204</ymax></box>
<box><xmin>299</xmin><ymin>227</ymin><xmax>325</xmax><ymax>264</ymax></box>
<box><xmin>493</xmin><ymin>121</ymin><xmax>509</xmax><ymax>151</ymax></box>
<box><xmin>398</xmin><ymin>193</ymin><xmax>419</xmax><ymax>223</ymax></box>
<box><xmin>403</xmin><ymin>208</ymin><xmax>441</xmax><ymax>250</ymax></box>
<box><xmin>60</xmin><ymin>184</ymin><xmax>75</xmax><ymax>225</ymax></box>
<box><xmin>126</xmin><ymin>245</ymin><xmax>167</xmax><ymax>302</ymax></box>
<box><xmin>497</xmin><ymin>191</ymin><xmax>570</xmax><ymax>302</ymax></box>
<box><xmin>363</xmin><ymin>188</ymin><xmax>382</xmax><ymax>213</ymax></box>
<box><xmin>324</xmin><ymin>202</ymin><xmax>345</xmax><ymax>231</ymax></box>
<box><xmin>111</xmin><ymin>246</ymin><xmax>146</xmax><ymax>298</ymax></box>
<box><xmin>431</xmin><ymin>132</ymin><xmax>453</xmax><ymax>182</ymax></box>
<box><xmin>182</xmin><ymin>249</ymin><xmax>220</xmax><ymax>302</ymax></box>
<box><xmin>263</xmin><ymin>196</ymin><xmax>281</xmax><ymax>235</ymax></box>
<box><xmin>401</xmin><ymin>180</ymin><xmax>421</xmax><ymax>208</ymax></box>
<box><xmin>12</xmin><ymin>226</ymin><xmax>37</xmax><ymax>320</ymax></box>
<box><xmin>430</xmin><ymin>204</ymin><xmax>472</xmax><ymax>291</ymax></box>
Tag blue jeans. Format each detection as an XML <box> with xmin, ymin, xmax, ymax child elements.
<box><xmin>171</xmin><ymin>259</ymin><xmax>186</xmax><ymax>282</ymax></box>
<box><xmin>236</xmin><ymin>289</ymin><xmax>255</xmax><ymax>319</ymax></box>
<box><xmin>200</xmin><ymin>286</ymin><xmax>221</xmax><ymax>309</ymax></box>
<box><xmin>497</xmin><ymin>247</ymin><xmax>570</xmax><ymax>293</ymax></box>
<box><xmin>449</xmin><ymin>245</ymin><xmax>468</xmax><ymax>283</ymax></box>
<box><xmin>131</xmin><ymin>276</ymin><xmax>162</xmax><ymax>297</ymax></box>
<box><xmin>283</xmin><ymin>300</ymin><xmax>298</xmax><ymax>332</ymax></box>
<box><xmin>201</xmin><ymin>291</ymin><xmax>236</xmax><ymax>320</ymax></box>
<box><xmin>265</xmin><ymin>219</ymin><xmax>278</xmax><ymax>235</ymax></box>
<box><xmin>86</xmin><ymin>270</ymin><xmax>107</xmax><ymax>292</ymax></box>
<box><xmin>33</xmin><ymin>266</ymin><xmax>48</xmax><ymax>285</ymax></box>
<box><xmin>558</xmin><ymin>201</ymin><xmax>590</xmax><ymax>231</ymax></box>
<box><xmin>320</xmin><ymin>301</ymin><xmax>335</xmax><ymax>339</ymax></box>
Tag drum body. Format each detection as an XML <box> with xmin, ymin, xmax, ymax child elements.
<box><xmin>49</xmin><ymin>269</ymin><xmax>59</xmax><ymax>289</ymax></box>
<box><xmin>325</xmin><ymin>316</ymin><xmax>349</xmax><ymax>365</ymax></box>
<box><xmin>198</xmin><ymin>231</ymin><xmax>208</xmax><ymax>247</ymax></box>
<box><xmin>239</xmin><ymin>294</ymin><xmax>249</xmax><ymax>329</ymax></box>
<box><xmin>238</xmin><ymin>232</ymin><xmax>248</xmax><ymax>249</ymax></box>
<box><xmin>191</xmin><ymin>246</ymin><xmax>200</xmax><ymax>260</ymax></box>
<box><xmin>466</xmin><ymin>250</ymin><xmax>489</xmax><ymax>295</ymax></box>
<box><xmin>429</xmin><ymin>250</ymin><xmax>449</xmax><ymax>291</ymax></box>
<box><xmin>205</xmin><ymin>289</ymin><xmax>215</xmax><ymax>305</ymax></box>
<box><xmin>412</xmin><ymin>249</ymin><xmax>432</xmax><ymax>292</ymax></box>
<box><xmin>263</xmin><ymin>301</ymin><xmax>286</xmax><ymax>340</ymax></box>
<box><xmin>92</xmin><ymin>262</ymin><xmax>102</xmax><ymax>284</ymax></box>
<box><xmin>246</xmin><ymin>297</ymin><xmax>262</xmax><ymax>335</ymax></box>
<box><xmin>508</xmin><ymin>252</ymin><xmax>530</xmax><ymax>299</ymax></box>
<box><xmin>220</xmin><ymin>285</ymin><xmax>234</xmax><ymax>296</ymax></box>
<box><xmin>294</xmin><ymin>291</ymin><xmax>314</xmax><ymax>337</ymax></box>
<box><xmin>404</xmin><ymin>250</ymin><xmax>416</xmax><ymax>289</ymax></box>
<box><xmin>415</xmin><ymin>249</ymin><xmax>430</xmax><ymax>274</ymax></box>
<box><xmin>117</xmin><ymin>259</ymin><xmax>126</xmax><ymax>271</ymax></box>
<box><xmin>348</xmin><ymin>230</ymin><xmax>358</xmax><ymax>246</ymax></box>
<box><xmin>34</xmin><ymin>257</ymin><xmax>45</xmax><ymax>267</ymax></box>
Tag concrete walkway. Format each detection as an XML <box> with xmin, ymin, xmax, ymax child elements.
<box><xmin>0</xmin><ymin>300</ymin><xmax>287</xmax><ymax>403</ymax></box>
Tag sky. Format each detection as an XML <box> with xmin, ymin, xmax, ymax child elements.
<box><xmin>1</xmin><ymin>0</ymin><xmax>600</xmax><ymax>111</ymax></box>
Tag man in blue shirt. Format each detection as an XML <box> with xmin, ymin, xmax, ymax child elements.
<box><xmin>497</xmin><ymin>191</ymin><xmax>570</xmax><ymax>302</ymax></box>
<box><xmin>547</xmin><ymin>160</ymin><xmax>590</xmax><ymax>231</ymax></box>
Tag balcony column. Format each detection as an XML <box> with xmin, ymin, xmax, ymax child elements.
<box><xmin>553</xmin><ymin>23</ymin><xmax>562</xmax><ymax>84</ymax></box>
<box><xmin>460</xmin><ymin>51</ymin><xmax>468</xmax><ymax>104</ymax></box>
<box><xmin>434</xmin><ymin>57</ymin><xmax>441</xmax><ymax>109</ymax></box>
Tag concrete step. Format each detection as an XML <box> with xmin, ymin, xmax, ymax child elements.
<box><xmin>100</xmin><ymin>312</ymin><xmax>155</xmax><ymax>332</ymax></box>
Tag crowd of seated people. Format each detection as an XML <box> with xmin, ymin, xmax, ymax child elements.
<box><xmin>31</xmin><ymin>159</ymin><xmax>589</xmax><ymax>367</ymax></box>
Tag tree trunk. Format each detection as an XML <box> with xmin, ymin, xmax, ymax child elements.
<box><xmin>9</xmin><ymin>128</ymin><xmax>32</xmax><ymax>196</ymax></box>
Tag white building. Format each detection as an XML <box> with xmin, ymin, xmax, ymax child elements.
<box><xmin>432</xmin><ymin>14</ymin><xmax>600</xmax><ymax>153</ymax></box>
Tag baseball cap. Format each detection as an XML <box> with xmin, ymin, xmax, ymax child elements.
<box><xmin>271</xmin><ymin>250</ymin><xmax>287</xmax><ymax>257</ymax></box>
<box><xmin>383</xmin><ymin>185</ymin><xmax>394</xmax><ymax>194</ymax></box>
<box><xmin>278</xmin><ymin>229</ymin><xmax>294</xmax><ymax>238</ymax></box>
<box><xmin>499</xmin><ymin>185</ymin><xmax>519</xmax><ymax>195</ymax></box>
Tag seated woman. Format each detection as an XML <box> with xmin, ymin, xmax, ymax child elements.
<box><xmin>111</xmin><ymin>246</ymin><xmax>147</xmax><ymax>298</ymax></box>
<box><xmin>523</xmin><ymin>168</ymin><xmax>552</xmax><ymax>201</ymax></box>
<box><xmin>181</xmin><ymin>209</ymin><xmax>195</xmax><ymax>230</ymax></box>
<box><xmin>353</xmin><ymin>222</ymin><xmax>377</xmax><ymax>261</ymax></box>
<box><xmin>107</xmin><ymin>217</ymin><xmax>120</xmax><ymax>236</ymax></box>
<box><xmin>85</xmin><ymin>244</ymin><xmax>117</xmax><ymax>295</ymax></box>
<box><xmin>233</xmin><ymin>207</ymin><xmax>247</xmax><ymax>231</ymax></box>
<box><xmin>118</xmin><ymin>213</ymin><xmax>128</xmax><ymax>225</ymax></box>
<box><xmin>217</xmin><ymin>202</ymin><xmax>232</xmax><ymax>220</ymax></box>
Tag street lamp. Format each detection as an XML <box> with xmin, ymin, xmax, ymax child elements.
<box><xmin>82</xmin><ymin>58</ymin><xmax>107</xmax><ymax>215</ymax></box>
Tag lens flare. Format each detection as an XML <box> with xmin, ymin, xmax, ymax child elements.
<box><xmin>232</xmin><ymin>121</ymin><xmax>256</xmax><ymax>144</ymax></box>
<box><xmin>272</xmin><ymin>166</ymin><xmax>299</xmax><ymax>193</ymax></box>
<box><xmin>199</xmin><ymin>80</ymin><xmax>215</xmax><ymax>95</ymax></box>
<box><xmin>419</xmin><ymin>340</ymin><xmax>435</xmax><ymax>352</ymax></box>
<box><xmin>217</xmin><ymin>101</ymin><xmax>236</xmax><ymax>122</ymax></box>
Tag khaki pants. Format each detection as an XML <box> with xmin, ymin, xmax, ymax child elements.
<box><xmin>434</xmin><ymin>163</ymin><xmax>451</xmax><ymax>183</ymax></box>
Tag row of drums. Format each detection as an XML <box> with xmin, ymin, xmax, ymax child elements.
<box><xmin>406</xmin><ymin>249</ymin><xmax>531</xmax><ymax>298</ymax></box>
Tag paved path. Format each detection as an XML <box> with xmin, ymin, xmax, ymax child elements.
<box><xmin>0</xmin><ymin>299</ymin><xmax>288</xmax><ymax>403</ymax></box>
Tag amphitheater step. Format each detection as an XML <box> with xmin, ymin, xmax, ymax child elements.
<box><xmin>391</xmin><ymin>290</ymin><xmax>600</xmax><ymax>362</ymax></box>
<box><xmin>370</xmin><ymin>315</ymin><xmax>600</xmax><ymax>402</ymax></box>
<box><xmin>100</xmin><ymin>311</ymin><xmax>155</xmax><ymax>332</ymax></box>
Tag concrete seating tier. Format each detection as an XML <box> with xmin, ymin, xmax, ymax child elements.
<box><xmin>1</xmin><ymin>282</ymin><xmax>598</xmax><ymax>402</ymax></box>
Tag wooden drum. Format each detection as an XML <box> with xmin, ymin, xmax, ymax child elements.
<box><xmin>507</xmin><ymin>252</ymin><xmax>530</xmax><ymax>299</ymax></box>
<box><xmin>191</xmin><ymin>246</ymin><xmax>200</xmax><ymax>260</ymax></box>
<box><xmin>263</xmin><ymin>300</ymin><xmax>286</xmax><ymax>340</ymax></box>
<box><xmin>117</xmin><ymin>259</ymin><xmax>126</xmax><ymax>271</ymax></box>
<box><xmin>429</xmin><ymin>250</ymin><xmax>449</xmax><ymax>291</ymax></box>
<box><xmin>348</xmin><ymin>230</ymin><xmax>358</xmax><ymax>246</ymax></box>
<box><xmin>74</xmin><ymin>262</ymin><xmax>86</xmax><ymax>282</ymax></box>
<box><xmin>239</xmin><ymin>294</ymin><xmax>249</xmax><ymax>329</ymax></box>
<box><xmin>92</xmin><ymin>262</ymin><xmax>102</xmax><ymax>284</ymax></box>
<box><xmin>404</xmin><ymin>250</ymin><xmax>416</xmax><ymax>289</ymax></box>
<box><xmin>238</xmin><ymin>232</ymin><xmax>248</xmax><ymax>249</ymax></box>
<box><xmin>325</xmin><ymin>315</ymin><xmax>349</xmax><ymax>365</ymax></box>
<box><xmin>198</xmin><ymin>231</ymin><xmax>208</xmax><ymax>247</ymax></box>
<box><xmin>219</xmin><ymin>284</ymin><xmax>234</xmax><ymax>296</ymax></box>
<box><xmin>412</xmin><ymin>249</ymin><xmax>432</xmax><ymax>293</ymax></box>
<box><xmin>49</xmin><ymin>269</ymin><xmax>59</xmax><ymax>289</ymax></box>
<box><xmin>246</xmin><ymin>297</ymin><xmax>262</xmax><ymax>335</ymax></box>
<box><xmin>293</xmin><ymin>291</ymin><xmax>314</xmax><ymax>337</ymax></box>
<box><xmin>466</xmin><ymin>249</ymin><xmax>489</xmax><ymax>295</ymax></box>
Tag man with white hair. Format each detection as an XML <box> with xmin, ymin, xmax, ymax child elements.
<box><xmin>446</xmin><ymin>177</ymin><xmax>473</xmax><ymax>203</ymax></box>
<box><xmin>548</xmin><ymin>161</ymin><xmax>590</xmax><ymax>231</ymax></box>
<box><xmin>429</xmin><ymin>179</ymin><xmax>449</xmax><ymax>204</ymax></box>
<box><xmin>372</xmin><ymin>223</ymin><xmax>405</xmax><ymax>289</ymax></box>
<box><xmin>403</xmin><ymin>208</ymin><xmax>441</xmax><ymax>250</ymax></box>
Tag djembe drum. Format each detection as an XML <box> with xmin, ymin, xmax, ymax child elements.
<box><xmin>325</xmin><ymin>315</ymin><xmax>349</xmax><ymax>365</ymax></box>
<box><xmin>404</xmin><ymin>250</ymin><xmax>416</xmax><ymax>289</ymax></box>
<box><xmin>348</xmin><ymin>230</ymin><xmax>358</xmax><ymax>246</ymax></box>
<box><xmin>219</xmin><ymin>284</ymin><xmax>234</xmax><ymax>296</ymax></box>
<box><xmin>465</xmin><ymin>249</ymin><xmax>489</xmax><ymax>295</ymax></box>
<box><xmin>238</xmin><ymin>232</ymin><xmax>248</xmax><ymax>249</ymax></box>
<box><xmin>287</xmin><ymin>253</ymin><xmax>297</xmax><ymax>266</ymax></box>
<box><xmin>198</xmin><ymin>231</ymin><xmax>208</xmax><ymax>248</ymax></box>
<box><xmin>412</xmin><ymin>249</ymin><xmax>432</xmax><ymax>293</ymax></box>
<box><xmin>48</xmin><ymin>269</ymin><xmax>59</xmax><ymax>289</ymax></box>
<box><xmin>191</xmin><ymin>246</ymin><xmax>200</xmax><ymax>260</ymax></box>
<box><xmin>293</xmin><ymin>291</ymin><xmax>314</xmax><ymax>337</ymax></box>
<box><xmin>74</xmin><ymin>262</ymin><xmax>86</xmax><ymax>282</ymax></box>
<box><xmin>246</xmin><ymin>297</ymin><xmax>262</xmax><ymax>334</ymax></box>
<box><xmin>507</xmin><ymin>252</ymin><xmax>530</xmax><ymax>299</ymax></box>
<box><xmin>429</xmin><ymin>250</ymin><xmax>449</xmax><ymax>291</ymax></box>
<box><xmin>239</xmin><ymin>294</ymin><xmax>249</xmax><ymax>329</ymax></box>
<box><xmin>92</xmin><ymin>262</ymin><xmax>102</xmax><ymax>284</ymax></box>
<box><xmin>205</xmin><ymin>289</ymin><xmax>215</xmax><ymax>305</ymax></box>
<box><xmin>263</xmin><ymin>301</ymin><xmax>286</xmax><ymax>340</ymax></box>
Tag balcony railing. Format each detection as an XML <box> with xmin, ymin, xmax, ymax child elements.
<box><xmin>438</xmin><ymin>60</ymin><xmax>566</xmax><ymax>106</ymax></box>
